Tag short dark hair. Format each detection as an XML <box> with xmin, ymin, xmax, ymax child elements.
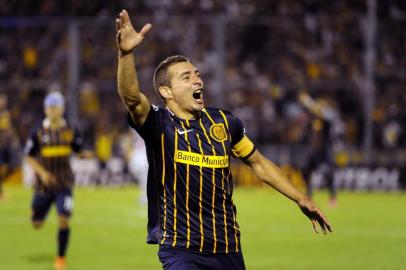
<box><xmin>153</xmin><ymin>55</ymin><xmax>190</xmax><ymax>100</ymax></box>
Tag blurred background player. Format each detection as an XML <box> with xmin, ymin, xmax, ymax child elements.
<box><xmin>118</xmin><ymin>128</ymin><xmax>148</xmax><ymax>203</ymax></box>
<box><xmin>299</xmin><ymin>91</ymin><xmax>345</xmax><ymax>208</ymax></box>
<box><xmin>127</xmin><ymin>130</ymin><xmax>148</xmax><ymax>204</ymax></box>
<box><xmin>0</xmin><ymin>93</ymin><xmax>20</xmax><ymax>200</ymax></box>
<box><xmin>24</xmin><ymin>91</ymin><xmax>91</xmax><ymax>269</ymax></box>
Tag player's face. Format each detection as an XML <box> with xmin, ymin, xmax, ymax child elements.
<box><xmin>167</xmin><ymin>61</ymin><xmax>204</xmax><ymax>113</ymax></box>
<box><xmin>45</xmin><ymin>105</ymin><xmax>64</xmax><ymax>121</ymax></box>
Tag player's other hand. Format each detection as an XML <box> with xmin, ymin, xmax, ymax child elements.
<box><xmin>298</xmin><ymin>91</ymin><xmax>310</xmax><ymax>104</ymax></box>
<box><xmin>40</xmin><ymin>171</ymin><xmax>57</xmax><ymax>187</ymax></box>
<box><xmin>116</xmin><ymin>9</ymin><xmax>152</xmax><ymax>54</ymax></box>
<box><xmin>298</xmin><ymin>197</ymin><xmax>332</xmax><ymax>234</ymax></box>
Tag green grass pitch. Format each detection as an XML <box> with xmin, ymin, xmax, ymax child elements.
<box><xmin>0</xmin><ymin>185</ymin><xmax>405</xmax><ymax>270</ymax></box>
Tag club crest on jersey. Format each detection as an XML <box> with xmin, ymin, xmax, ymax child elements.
<box><xmin>210</xmin><ymin>123</ymin><xmax>227</xmax><ymax>142</ymax></box>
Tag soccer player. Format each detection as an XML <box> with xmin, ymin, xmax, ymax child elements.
<box><xmin>24</xmin><ymin>91</ymin><xmax>90</xmax><ymax>270</ymax></box>
<box><xmin>127</xmin><ymin>129</ymin><xmax>148</xmax><ymax>204</ymax></box>
<box><xmin>116</xmin><ymin>10</ymin><xmax>332</xmax><ymax>270</ymax></box>
<box><xmin>299</xmin><ymin>91</ymin><xmax>344</xmax><ymax>208</ymax></box>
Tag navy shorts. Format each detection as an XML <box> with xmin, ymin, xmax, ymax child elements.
<box><xmin>158</xmin><ymin>245</ymin><xmax>246</xmax><ymax>270</ymax></box>
<box><xmin>31</xmin><ymin>189</ymin><xmax>73</xmax><ymax>221</ymax></box>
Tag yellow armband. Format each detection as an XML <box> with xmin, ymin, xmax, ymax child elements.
<box><xmin>231</xmin><ymin>136</ymin><xmax>255</xmax><ymax>159</ymax></box>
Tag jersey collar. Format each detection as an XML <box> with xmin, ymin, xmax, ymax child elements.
<box><xmin>165</xmin><ymin>107</ymin><xmax>205</xmax><ymax>123</ymax></box>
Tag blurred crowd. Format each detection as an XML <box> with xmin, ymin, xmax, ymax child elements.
<box><xmin>0</xmin><ymin>0</ymin><xmax>404</xmax><ymax>170</ymax></box>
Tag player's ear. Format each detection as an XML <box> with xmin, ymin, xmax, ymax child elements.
<box><xmin>159</xmin><ymin>86</ymin><xmax>173</xmax><ymax>99</ymax></box>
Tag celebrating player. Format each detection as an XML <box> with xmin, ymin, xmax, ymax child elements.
<box><xmin>299</xmin><ymin>91</ymin><xmax>344</xmax><ymax>208</ymax></box>
<box><xmin>116</xmin><ymin>10</ymin><xmax>332</xmax><ymax>270</ymax></box>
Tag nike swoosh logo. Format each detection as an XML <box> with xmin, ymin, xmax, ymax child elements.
<box><xmin>177</xmin><ymin>129</ymin><xmax>194</xmax><ymax>135</ymax></box>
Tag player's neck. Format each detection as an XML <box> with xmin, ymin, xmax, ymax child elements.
<box><xmin>166</xmin><ymin>104</ymin><xmax>201</xmax><ymax>120</ymax></box>
<box><xmin>44</xmin><ymin>117</ymin><xmax>65</xmax><ymax>130</ymax></box>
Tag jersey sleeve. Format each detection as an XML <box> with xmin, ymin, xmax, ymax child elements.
<box><xmin>226</xmin><ymin>112</ymin><xmax>256</xmax><ymax>159</ymax></box>
<box><xmin>127</xmin><ymin>104</ymin><xmax>164</xmax><ymax>144</ymax></box>
<box><xmin>24</xmin><ymin>128</ymin><xmax>40</xmax><ymax>157</ymax></box>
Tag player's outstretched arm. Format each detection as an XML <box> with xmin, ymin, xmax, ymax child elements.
<box><xmin>244</xmin><ymin>149</ymin><xmax>333</xmax><ymax>234</ymax></box>
<box><xmin>298</xmin><ymin>91</ymin><xmax>325</xmax><ymax>118</ymax></box>
<box><xmin>116</xmin><ymin>9</ymin><xmax>152</xmax><ymax>126</ymax></box>
<box><xmin>25</xmin><ymin>156</ymin><xmax>56</xmax><ymax>187</ymax></box>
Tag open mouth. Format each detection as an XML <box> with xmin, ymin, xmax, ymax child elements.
<box><xmin>193</xmin><ymin>89</ymin><xmax>203</xmax><ymax>100</ymax></box>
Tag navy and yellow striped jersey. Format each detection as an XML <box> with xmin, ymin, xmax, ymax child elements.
<box><xmin>128</xmin><ymin>105</ymin><xmax>256</xmax><ymax>254</ymax></box>
<box><xmin>25</xmin><ymin>118</ymin><xmax>83</xmax><ymax>192</ymax></box>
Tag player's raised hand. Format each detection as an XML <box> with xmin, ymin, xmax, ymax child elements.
<box><xmin>298</xmin><ymin>197</ymin><xmax>332</xmax><ymax>234</ymax></box>
<box><xmin>116</xmin><ymin>10</ymin><xmax>152</xmax><ymax>54</ymax></box>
